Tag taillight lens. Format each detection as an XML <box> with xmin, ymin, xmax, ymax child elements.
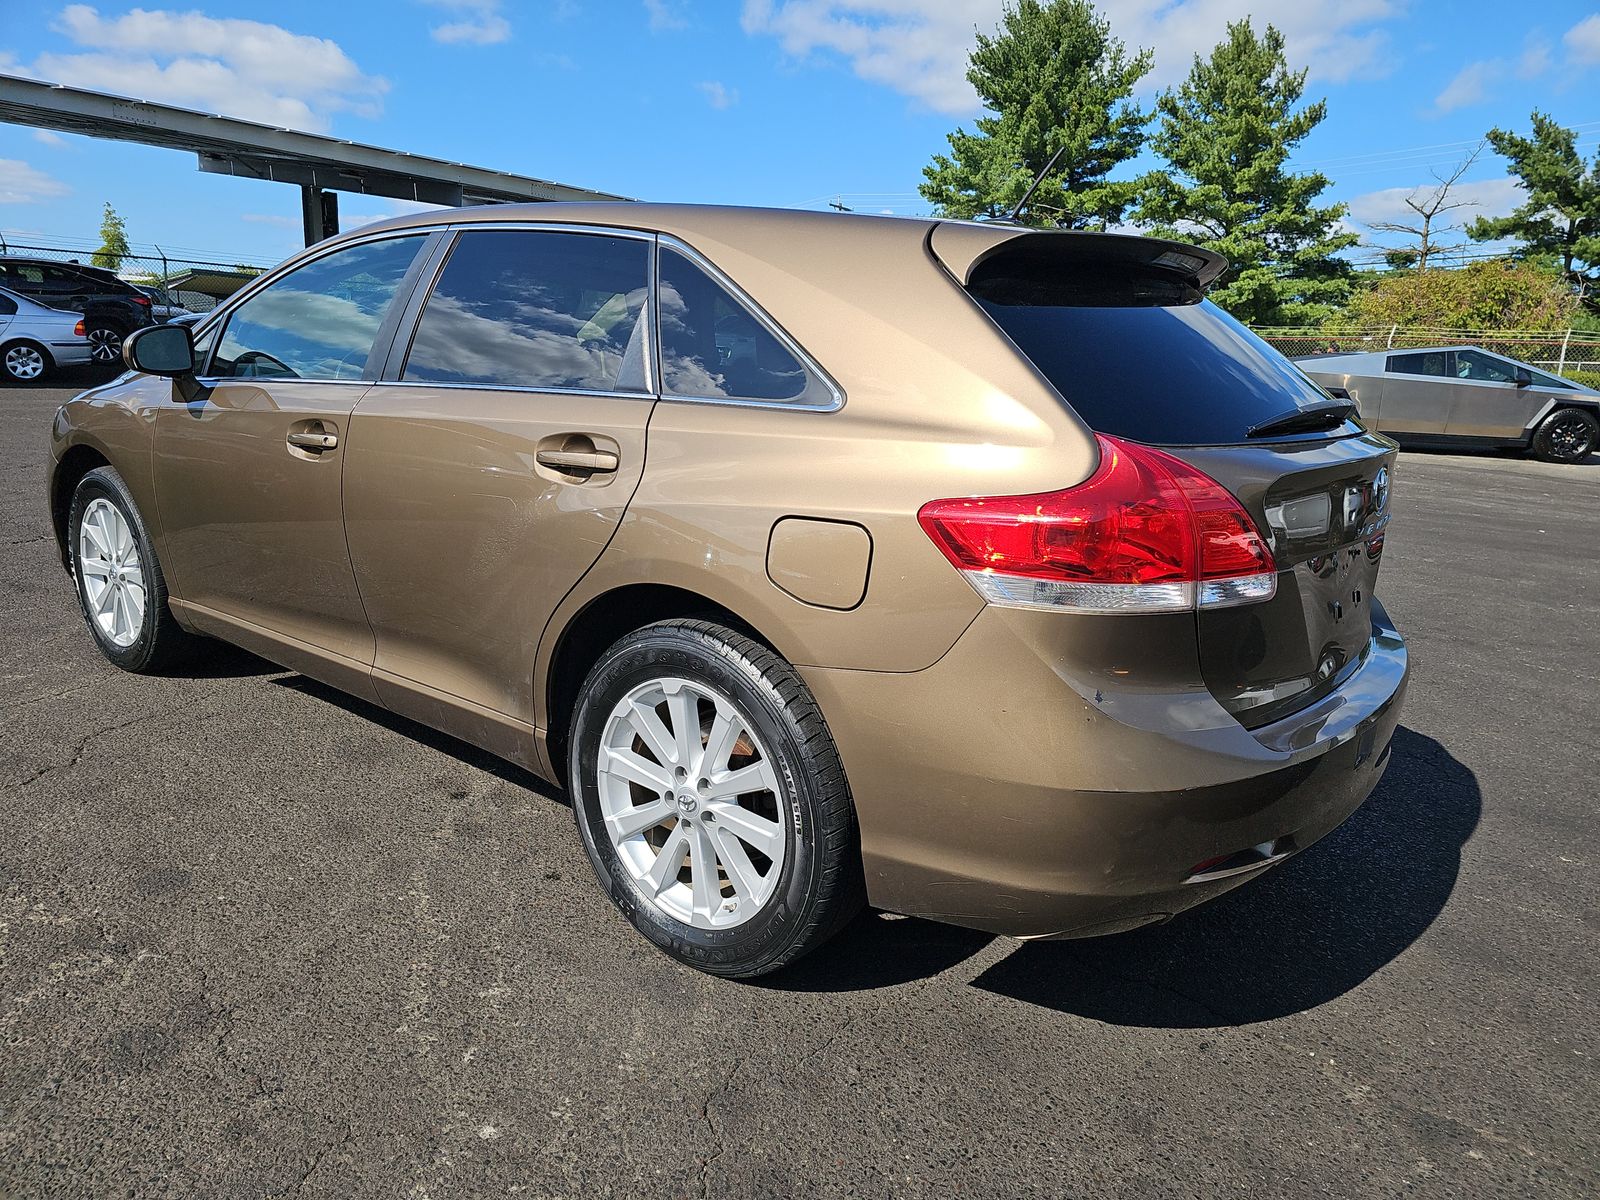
<box><xmin>132</xmin><ymin>295</ymin><xmax>151</xmax><ymax>307</ymax></box>
<box><xmin>74</xmin><ymin>319</ymin><xmax>85</xmax><ymax>337</ymax></box>
<box><xmin>918</xmin><ymin>434</ymin><xmax>1277</xmax><ymax>613</ymax></box>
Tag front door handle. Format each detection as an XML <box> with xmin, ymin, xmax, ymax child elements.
<box><xmin>536</xmin><ymin>448</ymin><xmax>618</xmax><ymax>472</ymax></box>
<box><xmin>288</xmin><ymin>429</ymin><xmax>338</xmax><ymax>451</ymax></box>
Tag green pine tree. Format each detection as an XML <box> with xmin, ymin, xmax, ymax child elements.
<box><xmin>1467</xmin><ymin>111</ymin><xmax>1600</xmax><ymax>294</ymax></box>
<box><xmin>919</xmin><ymin>0</ymin><xmax>1152</xmax><ymax>229</ymax></box>
<box><xmin>92</xmin><ymin>202</ymin><xmax>130</xmax><ymax>272</ymax></box>
<box><xmin>1135</xmin><ymin>20</ymin><xmax>1356</xmax><ymax>325</ymax></box>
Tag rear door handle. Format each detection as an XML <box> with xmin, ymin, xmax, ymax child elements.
<box><xmin>536</xmin><ymin>448</ymin><xmax>618</xmax><ymax>472</ymax></box>
<box><xmin>287</xmin><ymin>430</ymin><xmax>338</xmax><ymax>450</ymax></box>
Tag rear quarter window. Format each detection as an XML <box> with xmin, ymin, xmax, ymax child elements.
<box><xmin>971</xmin><ymin>264</ymin><xmax>1347</xmax><ymax>446</ymax></box>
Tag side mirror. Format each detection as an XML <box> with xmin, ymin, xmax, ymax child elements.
<box><xmin>122</xmin><ymin>322</ymin><xmax>205</xmax><ymax>401</ymax></box>
<box><xmin>1514</xmin><ymin>367</ymin><xmax>1533</xmax><ymax>388</ymax></box>
<box><xmin>122</xmin><ymin>322</ymin><xmax>195</xmax><ymax>376</ymax></box>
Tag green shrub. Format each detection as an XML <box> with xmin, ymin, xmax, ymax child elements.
<box><xmin>1561</xmin><ymin>369</ymin><xmax>1600</xmax><ymax>390</ymax></box>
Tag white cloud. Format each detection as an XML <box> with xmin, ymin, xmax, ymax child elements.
<box><xmin>1347</xmin><ymin>177</ymin><xmax>1525</xmax><ymax>227</ymax></box>
<box><xmin>1517</xmin><ymin>36</ymin><xmax>1552</xmax><ymax>79</ymax></box>
<box><xmin>240</xmin><ymin>213</ymin><xmax>300</xmax><ymax>229</ymax></box>
<box><xmin>33</xmin><ymin>130</ymin><xmax>67</xmax><ymax>147</ymax></box>
<box><xmin>17</xmin><ymin>5</ymin><xmax>387</xmax><ymax>133</ymax></box>
<box><xmin>644</xmin><ymin>0</ymin><xmax>688</xmax><ymax>31</ymax></box>
<box><xmin>339</xmin><ymin>198</ymin><xmax>447</xmax><ymax>231</ymax></box>
<box><xmin>0</xmin><ymin>159</ymin><xmax>71</xmax><ymax>204</ymax></box>
<box><xmin>424</xmin><ymin>0</ymin><xmax>512</xmax><ymax>45</ymax></box>
<box><xmin>1433</xmin><ymin>61</ymin><xmax>1497</xmax><ymax>114</ymax></box>
<box><xmin>740</xmin><ymin>0</ymin><xmax>1402</xmax><ymax>115</ymax></box>
<box><xmin>1565</xmin><ymin>14</ymin><xmax>1600</xmax><ymax>65</ymax></box>
<box><xmin>697</xmin><ymin>80</ymin><xmax>739</xmax><ymax>109</ymax></box>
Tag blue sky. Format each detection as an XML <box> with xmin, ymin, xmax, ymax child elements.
<box><xmin>1</xmin><ymin>0</ymin><xmax>1597</xmax><ymax>269</ymax></box>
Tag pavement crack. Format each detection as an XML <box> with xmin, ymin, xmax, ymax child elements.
<box><xmin>16</xmin><ymin>712</ymin><xmax>161</xmax><ymax>787</ymax></box>
<box><xmin>697</xmin><ymin>1053</ymin><xmax>745</xmax><ymax>1199</ymax></box>
<box><xmin>287</xmin><ymin>1123</ymin><xmax>354</xmax><ymax>1199</ymax></box>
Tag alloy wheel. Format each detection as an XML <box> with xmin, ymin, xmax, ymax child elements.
<box><xmin>86</xmin><ymin>326</ymin><xmax>122</xmax><ymax>363</ymax></box>
<box><xmin>78</xmin><ymin>498</ymin><xmax>146</xmax><ymax>647</ymax></box>
<box><xmin>596</xmin><ymin>677</ymin><xmax>788</xmax><ymax>929</ymax></box>
<box><xmin>4</xmin><ymin>345</ymin><xmax>45</xmax><ymax>380</ymax></box>
<box><xmin>1548</xmin><ymin>413</ymin><xmax>1595</xmax><ymax>461</ymax></box>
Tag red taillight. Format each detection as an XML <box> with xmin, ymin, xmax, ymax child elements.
<box><xmin>917</xmin><ymin>434</ymin><xmax>1277</xmax><ymax>613</ymax></box>
<box><xmin>73</xmin><ymin>319</ymin><xmax>85</xmax><ymax>337</ymax></box>
<box><xmin>132</xmin><ymin>295</ymin><xmax>151</xmax><ymax>307</ymax></box>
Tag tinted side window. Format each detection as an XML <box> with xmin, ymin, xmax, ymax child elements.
<box><xmin>1454</xmin><ymin>349</ymin><xmax>1517</xmax><ymax>383</ymax></box>
<box><xmin>212</xmin><ymin>236</ymin><xmax>425</xmax><ymax>381</ymax></box>
<box><xmin>404</xmin><ymin>230</ymin><xmax>649</xmax><ymax>392</ymax></box>
<box><xmin>0</xmin><ymin>294</ymin><xmax>16</xmax><ymax>316</ymax></box>
<box><xmin>1387</xmin><ymin>351</ymin><xmax>1451</xmax><ymax>377</ymax></box>
<box><xmin>658</xmin><ymin>245</ymin><xmax>833</xmax><ymax>406</ymax></box>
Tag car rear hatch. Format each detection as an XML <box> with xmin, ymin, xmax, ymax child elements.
<box><xmin>932</xmin><ymin>224</ymin><xmax>1395</xmax><ymax>730</ymax></box>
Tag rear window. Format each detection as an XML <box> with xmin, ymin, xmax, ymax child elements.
<box><xmin>972</xmin><ymin>270</ymin><xmax>1345</xmax><ymax>446</ymax></box>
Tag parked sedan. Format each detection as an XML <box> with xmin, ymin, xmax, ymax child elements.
<box><xmin>1297</xmin><ymin>345</ymin><xmax>1599</xmax><ymax>463</ymax></box>
<box><xmin>0</xmin><ymin>285</ymin><xmax>90</xmax><ymax>381</ymax></box>
<box><xmin>0</xmin><ymin>256</ymin><xmax>154</xmax><ymax>364</ymax></box>
<box><xmin>47</xmin><ymin>205</ymin><xmax>1407</xmax><ymax>977</ymax></box>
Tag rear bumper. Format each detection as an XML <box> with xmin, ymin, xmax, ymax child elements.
<box><xmin>47</xmin><ymin>342</ymin><xmax>93</xmax><ymax>366</ymax></box>
<box><xmin>801</xmin><ymin>600</ymin><xmax>1408</xmax><ymax>939</ymax></box>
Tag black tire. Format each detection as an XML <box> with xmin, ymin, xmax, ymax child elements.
<box><xmin>1530</xmin><ymin>407</ymin><xmax>1599</xmax><ymax>464</ymax></box>
<box><xmin>2</xmin><ymin>340</ymin><xmax>52</xmax><ymax>383</ymax></box>
<box><xmin>84</xmin><ymin>322</ymin><xmax>125</xmax><ymax>366</ymax></box>
<box><xmin>68</xmin><ymin>466</ymin><xmax>199</xmax><ymax>672</ymax></box>
<box><xmin>568</xmin><ymin>619</ymin><xmax>864</xmax><ymax>978</ymax></box>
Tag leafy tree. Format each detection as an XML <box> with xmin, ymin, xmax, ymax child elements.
<box><xmin>92</xmin><ymin>202</ymin><xmax>130</xmax><ymax>272</ymax></box>
<box><xmin>1468</xmin><ymin>111</ymin><xmax>1600</xmax><ymax>294</ymax></box>
<box><xmin>920</xmin><ymin>0</ymin><xmax>1151</xmax><ymax>228</ymax></box>
<box><xmin>1328</xmin><ymin>258</ymin><xmax>1578</xmax><ymax>332</ymax></box>
<box><xmin>1134</xmin><ymin>20</ymin><xmax>1356</xmax><ymax>325</ymax></box>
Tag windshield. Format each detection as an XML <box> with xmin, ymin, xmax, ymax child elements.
<box><xmin>974</xmin><ymin>293</ymin><xmax>1353</xmax><ymax>446</ymax></box>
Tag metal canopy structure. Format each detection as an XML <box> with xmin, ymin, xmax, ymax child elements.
<box><xmin>0</xmin><ymin>74</ymin><xmax>630</xmax><ymax>245</ymax></box>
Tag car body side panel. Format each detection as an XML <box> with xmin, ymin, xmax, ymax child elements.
<box><xmin>343</xmin><ymin>385</ymin><xmax>655</xmax><ymax>727</ymax></box>
<box><xmin>47</xmin><ymin>374</ymin><xmax>167</xmax><ymax>563</ymax></box>
<box><xmin>1376</xmin><ymin>366</ymin><xmax>1455</xmax><ymax>435</ymax></box>
<box><xmin>1446</xmin><ymin>379</ymin><xmax>1559</xmax><ymax>439</ymax></box>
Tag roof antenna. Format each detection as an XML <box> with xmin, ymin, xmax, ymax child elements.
<box><xmin>1007</xmin><ymin>144</ymin><xmax>1066</xmax><ymax>224</ymax></box>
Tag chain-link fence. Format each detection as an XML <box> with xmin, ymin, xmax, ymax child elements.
<box><xmin>1257</xmin><ymin>327</ymin><xmax>1600</xmax><ymax>384</ymax></box>
<box><xmin>0</xmin><ymin>236</ymin><xmax>275</xmax><ymax>315</ymax></box>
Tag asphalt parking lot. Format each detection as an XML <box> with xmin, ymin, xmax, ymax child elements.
<box><xmin>2</xmin><ymin>369</ymin><xmax>1597</xmax><ymax>1199</ymax></box>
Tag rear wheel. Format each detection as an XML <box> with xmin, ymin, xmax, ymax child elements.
<box><xmin>68</xmin><ymin>467</ymin><xmax>199</xmax><ymax>672</ymax></box>
<box><xmin>85</xmin><ymin>323</ymin><xmax>125</xmax><ymax>365</ymax></box>
<box><xmin>568</xmin><ymin>619</ymin><xmax>863</xmax><ymax>977</ymax></box>
<box><xmin>1530</xmin><ymin>408</ymin><xmax>1599</xmax><ymax>463</ymax></box>
<box><xmin>2</xmin><ymin>341</ymin><xmax>50</xmax><ymax>382</ymax></box>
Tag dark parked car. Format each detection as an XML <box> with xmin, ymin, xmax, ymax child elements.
<box><xmin>0</xmin><ymin>256</ymin><xmax>153</xmax><ymax>364</ymax></box>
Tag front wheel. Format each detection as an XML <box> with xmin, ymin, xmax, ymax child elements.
<box><xmin>68</xmin><ymin>467</ymin><xmax>199</xmax><ymax>672</ymax></box>
<box><xmin>568</xmin><ymin>619</ymin><xmax>864</xmax><ymax>978</ymax></box>
<box><xmin>1530</xmin><ymin>407</ymin><xmax>1599</xmax><ymax>463</ymax></box>
<box><xmin>2</xmin><ymin>341</ymin><xmax>51</xmax><ymax>382</ymax></box>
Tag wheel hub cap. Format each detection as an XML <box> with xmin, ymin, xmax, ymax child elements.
<box><xmin>596</xmin><ymin>677</ymin><xmax>788</xmax><ymax>930</ymax></box>
<box><xmin>6</xmin><ymin>346</ymin><xmax>43</xmax><ymax>379</ymax></box>
<box><xmin>78</xmin><ymin>498</ymin><xmax>145</xmax><ymax>648</ymax></box>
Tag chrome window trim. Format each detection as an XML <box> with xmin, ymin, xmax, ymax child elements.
<box><xmin>196</xmin><ymin>227</ymin><xmax>441</xmax><ymax>383</ymax></box>
<box><xmin>654</xmin><ymin>234</ymin><xmax>844</xmax><ymax>413</ymax></box>
<box><xmin>393</xmin><ymin>224</ymin><xmax>658</xmax><ymax>396</ymax></box>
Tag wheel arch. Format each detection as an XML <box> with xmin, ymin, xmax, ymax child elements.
<box><xmin>50</xmin><ymin>443</ymin><xmax>112</xmax><ymax>568</ymax></box>
<box><xmin>541</xmin><ymin>583</ymin><xmax>779</xmax><ymax>778</ymax></box>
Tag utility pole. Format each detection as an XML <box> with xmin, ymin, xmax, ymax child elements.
<box><xmin>828</xmin><ymin>197</ymin><xmax>852</xmax><ymax>213</ymax></box>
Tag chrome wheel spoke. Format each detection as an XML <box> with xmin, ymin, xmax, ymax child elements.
<box><xmin>707</xmin><ymin>761</ymin><xmax>769</xmax><ymax>800</ymax></box>
<box><xmin>606</xmin><ymin>797</ymin><xmax>674</xmax><ymax>839</ymax></box>
<box><xmin>601</xmin><ymin>745</ymin><xmax>673</xmax><ymax>792</ymax></box>
<box><xmin>78</xmin><ymin>499</ymin><xmax>144</xmax><ymax>648</ymax></box>
<box><xmin>710</xmin><ymin>824</ymin><xmax>763</xmax><ymax>901</ymax></box>
<box><xmin>701</xmin><ymin>708</ymin><xmax>741</xmax><ymax>776</ymax></box>
<box><xmin>627</xmin><ymin>699</ymin><xmax>678</xmax><ymax>767</ymax></box>
<box><xmin>688</xmin><ymin>822</ymin><xmax>720</xmax><ymax>918</ymax></box>
<box><xmin>706</xmin><ymin>802</ymin><xmax>783</xmax><ymax>858</ymax></box>
<box><xmin>644</xmin><ymin>822</ymin><xmax>689</xmax><ymax>895</ymax></box>
<box><xmin>664</xmin><ymin>686</ymin><xmax>698</xmax><ymax>767</ymax></box>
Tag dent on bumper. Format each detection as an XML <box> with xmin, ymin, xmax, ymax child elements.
<box><xmin>801</xmin><ymin>604</ymin><xmax>1409</xmax><ymax>939</ymax></box>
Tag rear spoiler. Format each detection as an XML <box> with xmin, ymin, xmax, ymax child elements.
<box><xmin>930</xmin><ymin>221</ymin><xmax>1228</xmax><ymax>292</ymax></box>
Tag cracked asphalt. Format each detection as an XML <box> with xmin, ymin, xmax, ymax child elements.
<box><xmin>2</xmin><ymin>370</ymin><xmax>1597</xmax><ymax>1198</ymax></box>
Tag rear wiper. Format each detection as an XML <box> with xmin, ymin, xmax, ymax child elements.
<box><xmin>1247</xmin><ymin>401</ymin><xmax>1357</xmax><ymax>439</ymax></box>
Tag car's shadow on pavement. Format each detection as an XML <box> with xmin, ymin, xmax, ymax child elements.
<box><xmin>773</xmin><ymin>727</ymin><xmax>1478</xmax><ymax>1025</ymax></box>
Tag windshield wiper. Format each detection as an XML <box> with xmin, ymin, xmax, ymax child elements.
<box><xmin>1247</xmin><ymin>401</ymin><xmax>1357</xmax><ymax>439</ymax></box>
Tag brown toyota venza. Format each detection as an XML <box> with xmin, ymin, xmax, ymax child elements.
<box><xmin>48</xmin><ymin>204</ymin><xmax>1408</xmax><ymax>977</ymax></box>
